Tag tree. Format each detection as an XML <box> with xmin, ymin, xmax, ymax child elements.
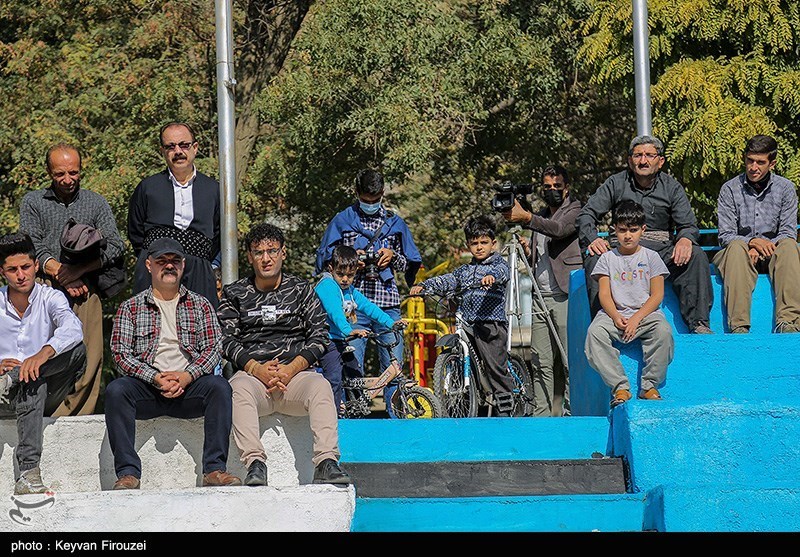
<box><xmin>579</xmin><ymin>0</ymin><xmax>800</xmax><ymax>226</ymax></box>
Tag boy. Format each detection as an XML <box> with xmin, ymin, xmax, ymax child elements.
<box><xmin>315</xmin><ymin>244</ymin><xmax>402</xmax><ymax>416</ymax></box>
<box><xmin>584</xmin><ymin>200</ymin><xmax>674</xmax><ymax>407</ymax></box>
<box><xmin>0</xmin><ymin>232</ymin><xmax>86</xmax><ymax>494</ymax></box>
<box><xmin>409</xmin><ymin>215</ymin><xmax>516</xmax><ymax>416</ymax></box>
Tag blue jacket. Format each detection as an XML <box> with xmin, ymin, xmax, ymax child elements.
<box><xmin>314</xmin><ymin>273</ymin><xmax>396</xmax><ymax>340</ymax></box>
<box><xmin>314</xmin><ymin>204</ymin><xmax>422</xmax><ymax>287</ymax></box>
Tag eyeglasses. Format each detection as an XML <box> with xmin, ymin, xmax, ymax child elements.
<box><xmin>631</xmin><ymin>152</ymin><xmax>661</xmax><ymax>161</ymax></box>
<box><xmin>251</xmin><ymin>248</ymin><xmax>282</xmax><ymax>259</ymax></box>
<box><xmin>162</xmin><ymin>141</ymin><xmax>195</xmax><ymax>152</ymax></box>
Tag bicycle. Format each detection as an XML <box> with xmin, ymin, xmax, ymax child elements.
<box><xmin>427</xmin><ymin>294</ymin><xmax>535</xmax><ymax>417</ymax></box>
<box><xmin>341</xmin><ymin>327</ymin><xmax>444</xmax><ymax>419</ymax></box>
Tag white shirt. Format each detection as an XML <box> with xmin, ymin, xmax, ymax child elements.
<box><xmin>0</xmin><ymin>282</ymin><xmax>83</xmax><ymax>360</ymax></box>
<box><xmin>169</xmin><ymin>167</ymin><xmax>196</xmax><ymax>231</ymax></box>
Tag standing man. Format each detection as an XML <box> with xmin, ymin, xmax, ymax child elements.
<box><xmin>106</xmin><ymin>237</ymin><xmax>240</xmax><ymax>490</ymax></box>
<box><xmin>128</xmin><ymin>122</ymin><xmax>220</xmax><ymax>307</ymax></box>
<box><xmin>0</xmin><ymin>233</ymin><xmax>86</xmax><ymax>494</ymax></box>
<box><xmin>314</xmin><ymin>169</ymin><xmax>422</xmax><ymax>416</ymax></box>
<box><xmin>219</xmin><ymin>223</ymin><xmax>350</xmax><ymax>487</ymax></box>
<box><xmin>576</xmin><ymin>135</ymin><xmax>714</xmax><ymax>334</ymax></box>
<box><xmin>502</xmin><ymin>164</ymin><xmax>582</xmax><ymax>416</ymax></box>
<box><xmin>19</xmin><ymin>143</ymin><xmax>126</xmax><ymax>416</ymax></box>
<box><xmin>713</xmin><ymin>134</ymin><xmax>800</xmax><ymax>334</ymax></box>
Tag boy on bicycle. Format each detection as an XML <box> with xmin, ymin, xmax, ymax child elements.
<box><xmin>584</xmin><ymin>200</ymin><xmax>674</xmax><ymax>407</ymax></box>
<box><xmin>315</xmin><ymin>244</ymin><xmax>403</xmax><ymax>417</ymax></box>
<box><xmin>409</xmin><ymin>215</ymin><xmax>517</xmax><ymax>416</ymax></box>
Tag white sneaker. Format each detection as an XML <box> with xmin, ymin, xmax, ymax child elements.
<box><xmin>14</xmin><ymin>467</ymin><xmax>49</xmax><ymax>495</ymax></box>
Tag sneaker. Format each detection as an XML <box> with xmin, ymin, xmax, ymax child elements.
<box><xmin>638</xmin><ymin>388</ymin><xmax>662</xmax><ymax>400</ymax></box>
<box><xmin>0</xmin><ymin>373</ymin><xmax>12</xmax><ymax>406</ymax></box>
<box><xmin>692</xmin><ymin>323</ymin><xmax>713</xmax><ymax>334</ymax></box>
<box><xmin>610</xmin><ymin>389</ymin><xmax>632</xmax><ymax>408</ymax></box>
<box><xmin>775</xmin><ymin>321</ymin><xmax>800</xmax><ymax>333</ymax></box>
<box><xmin>15</xmin><ymin>467</ymin><xmax>49</xmax><ymax>495</ymax></box>
<box><xmin>202</xmin><ymin>470</ymin><xmax>242</xmax><ymax>487</ymax></box>
<box><xmin>244</xmin><ymin>460</ymin><xmax>267</xmax><ymax>487</ymax></box>
<box><xmin>730</xmin><ymin>326</ymin><xmax>750</xmax><ymax>334</ymax></box>
<box><xmin>312</xmin><ymin>459</ymin><xmax>351</xmax><ymax>485</ymax></box>
<box><xmin>113</xmin><ymin>475</ymin><xmax>140</xmax><ymax>490</ymax></box>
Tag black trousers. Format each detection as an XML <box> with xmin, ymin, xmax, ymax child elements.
<box><xmin>466</xmin><ymin>321</ymin><xmax>516</xmax><ymax>397</ymax></box>
<box><xmin>582</xmin><ymin>239</ymin><xmax>713</xmax><ymax>329</ymax></box>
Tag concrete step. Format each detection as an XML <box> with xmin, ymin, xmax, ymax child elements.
<box><xmin>1</xmin><ymin>485</ymin><xmax>354</xmax><ymax>532</ymax></box>
<box><xmin>351</xmin><ymin>493</ymin><xmax>647</xmax><ymax>532</ymax></box>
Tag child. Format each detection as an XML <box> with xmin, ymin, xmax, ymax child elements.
<box><xmin>584</xmin><ymin>199</ymin><xmax>674</xmax><ymax>407</ymax></box>
<box><xmin>315</xmin><ymin>244</ymin><xmax>401</xmax><ymax>416</ymax></box>
<box><xmin>409</xmin><ymin>214</ymin><xmax>517</xmax><ymax>416</ymax></box>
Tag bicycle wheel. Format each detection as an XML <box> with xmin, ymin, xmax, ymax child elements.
<box><xmin>507</xmin><ymin>353</ymin><xmax>535</xmax><ymax>417</ymax></box>
<box><xmin>433</xmin><ymin>349</ymin><xmax>479</xmax><ymax>417</ymax></box>
<box><xmin>390</xmin><ymin>384</ymin><xmax>443</xmax><ymax>419</ymax></box>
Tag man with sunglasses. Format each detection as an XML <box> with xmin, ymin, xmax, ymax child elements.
<box><xmin>128</xmin><ymin>122</ymin><xmax>221</xmax><ymax>307</ymax></box>
<box><xmin>576</xmin><ymin>135</ymin><xmax>714</xmax><ymax>334</ymax></box>
<box><xmin>502</xmin><ymin>164</ymin><xmax>582</xmax><ymax>417</ymax></box>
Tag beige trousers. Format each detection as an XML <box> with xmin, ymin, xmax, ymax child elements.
<box><xmin>713</xmin><ymin>239</ymin><xmax>800</xmax><ymax>330</ymax></box>
<box><xmin>52</xmin><ymin>291</ymin><xmax>102</xmax><ymax>416</ymax></box>
<box><xmin>229</xmin><ymin>369</ymin><xmax>340</xmax><ymax>468</ymax></box>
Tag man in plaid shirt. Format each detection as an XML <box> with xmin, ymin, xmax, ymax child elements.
<box><xmin>314</xmin><ymin>169</ymin><xmax>422</xmax><ymax>416</ymax></box>
<box><xmin>106</xmin><ymin>237</ymin><xmax>241</xmax><ymax>490</ymax></box>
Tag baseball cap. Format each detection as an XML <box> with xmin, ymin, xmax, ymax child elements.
<box><xmin>146</xmin><ymin>237</ymin><xmax>185</xmax><ymax>259</ymax></box>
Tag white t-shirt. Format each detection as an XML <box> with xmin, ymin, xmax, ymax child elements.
<box><xmin>591</xmin><ymin>246</ymin><xmax>669</xmax><ymax>318</ymax></box>
<box><xmin>153</xmin><ymin>296</ymin><xmax>191</xmax><ymax>373</ymax></box>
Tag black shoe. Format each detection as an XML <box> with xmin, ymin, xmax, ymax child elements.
<box><xmin>312</xmin><ymin>459</ymin><xmax>351</xmax><ymax>485</ymax></box>
<box><xmin>244</xmin><ymin>460</ymin><xmax>267</xmax><ymax>487</ymax></box>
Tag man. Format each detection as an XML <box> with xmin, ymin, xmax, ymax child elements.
<box><xmin>0</xmin><ymin>232</ymin><xmax>86</xmax><ymax>494</ymax></box>
<box><xmin>576</xmin><ymin>135</ymin><xmax>714</xmax><ymax>334</ymax></box>
<box><xmin>106</xmin><ymin>237</ymin><xmax>240</xmax><ymax>490</ymax></box>
<box><xmin>502</xmin><ymin>164</ymin><xmax>582</xmax><ymax>416</ymax></box>
<box><xmin>713</xmin><ymin>134</ymin><xmax>800</xmax><ymax>334</ymax></box>
<box><xmin>19</xmin><ymin>143</ymin><xmax>125</xmax><ymax>416</ymax></box>
<box><xmin>128</xmin><ymin>122</ymin><xmax>220</xmax><ymax>307</ymax></box>
<box><xmin>314</xmin><ymin>169</ymin><xmax>421</xmax><ymax>416</ymax></box>
<box><xmin>219</xmin><ymin>223</ymin><xmax>350</xmax><ymax>487</ymax></box>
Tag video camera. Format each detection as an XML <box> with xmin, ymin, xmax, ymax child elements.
<box><xmin>359</xmin><ymin>248</ymin><xmax>380</xmax><ymax>280</ymax></box>
<box><xmin>490</xmin><ymin>181</ymin><xmax>535</xmax><ymax>212</ymax></box>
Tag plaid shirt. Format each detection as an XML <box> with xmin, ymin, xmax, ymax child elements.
<box><xmin>341</xmin><ymin>206</ymin><xmax>409</xmax><ymax>309</ymax></box>
<box><xmin>111</xmin><ymin>285</ymin><xmax>221</xmax><ymax>385</ymax></box>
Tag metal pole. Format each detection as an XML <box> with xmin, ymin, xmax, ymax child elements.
<box><xmin>632</xmin><ymin>0</ymin><xmax>652</xmax><ymax>136</ymax></box>
<box><xmin>215</xmin><ymin>0</ymin><xmax>238</xmax><ymax>283</ymax></box>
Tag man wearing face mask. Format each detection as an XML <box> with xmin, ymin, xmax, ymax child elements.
<box><xmin>127</xmin><ymin>122</ymin><xmax>221</xmax><ymax>308</ymax></box>
<box><xmin>315</xmin><ymin>169</ymin><xmax>421</xmax><ymax>417</ymax></box>
<box><xmin>502</xmin><ymin>165</ymin><xmax>582</xmax><ymax>417</ymax></box>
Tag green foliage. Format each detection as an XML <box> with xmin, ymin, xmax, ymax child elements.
<box><xmin>580</xmin><ymin>0</ymin><xmax>800</xmax><ymax>226</ymax></box>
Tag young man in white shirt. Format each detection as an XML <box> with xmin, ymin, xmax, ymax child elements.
<box><xmin>0</xmin><ymin>232</ymin><xmax>86</xmax><ymax>494</ymax></box>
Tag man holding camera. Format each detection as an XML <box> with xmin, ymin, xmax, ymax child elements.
<box><xmin>502</xmin><ymin>165</ymin><xmax>582</xmax><ymax>417</ymax></box>
<box><xmin>315</xmin><ymin>169</ymin><xmax>421</xmax><ymax>417</ymax></box>
<box><xmin>576</xmin><ymin>135</ymin><xmax>714</xmax><ymax>334</ymax></box>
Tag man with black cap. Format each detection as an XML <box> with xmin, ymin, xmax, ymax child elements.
<box><xmin>105</xmin><ymin>237</ymin><xmax>240</xmax><ymax>490</ymax></box>
<box><xmin>19</xmin><ymin>142</ymin><xmax>126</xmax><ymax>416</ymax></box>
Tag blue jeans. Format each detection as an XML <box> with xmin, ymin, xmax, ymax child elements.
<box><xmin>349</xmin><ymin>307</ymin><xmax>403</xmax><ymax>418</ymax></box>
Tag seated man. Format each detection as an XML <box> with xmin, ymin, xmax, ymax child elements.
<box><xmin>106</xmin><ymin>237</ymin><xmax>240</xmax><ymax>490</ymax></box>
<box><xmin>0</xmin><ymin>232</ymin><xmax>86</xmax><ymax>494</ymax></box>
<box><xmin>218</xmin><ymin>223</ymin><xmax>350</xmax><ymax>487</ymax></box>
<box><xmin>714</xmin><ymin>134</ymin><xmax>800</xmax><ymax>333</ymax></box>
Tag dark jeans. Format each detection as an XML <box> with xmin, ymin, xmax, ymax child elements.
<box><xmin>350</xmin><ymin>307</ymin><xmax>403</xmax><ymax>418</ymax></box>
<box><xmin>104</xmin><ymin>374</ymin><xmax>233</xmax><ymax>479</ymax></box>
<box><xmin>583</xmin><ymin>239</ymin><xmax>713</xmax><ymax>329</ymax></box>
<box><xmin>318</xmin><ymin>340</ymin><xmax>362</xmax><ymax>415</ymax></box>
<box><xmin>12</xmin><ymin>344</ymin><xmax>87</xmax><ymax>471</ymax></box>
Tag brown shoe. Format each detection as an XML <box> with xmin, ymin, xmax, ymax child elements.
<box><xmin>639</xmin><ymin>388</ymin><xmax>663</xmax><ymax>400</ymax></box>
<box><xmin>610</xmin><ymin>389</ymin><xmax>632</xmax><ymax>408</ymax></box>
<box><xmin>113</xmin><ymin>475</ymin><xmax>140</xmax><ymax>490</ymax></box>
<box><xmin>202</xmin><ymin>470</ymin><xmax>242</xmax><ymax>487</ymax></box>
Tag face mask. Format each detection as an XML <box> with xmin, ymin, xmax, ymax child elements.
<box><xmin>359</xmin><ymin>201</ymin><xmax>382</xmax><ymax>215</ymax></box>
<box><xmin>542</xmin><ymin>189</ymin><xmax>564</xmax><ymax>207</ymax></box>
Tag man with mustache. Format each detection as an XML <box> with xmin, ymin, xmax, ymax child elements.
<box><xmin>105</xmin><ymin>237</ymin><xmax>240</xmax><ymax>490</ymax></box>
<box><xmin>577</xmin><ymin>135</ymin><xmax>714</xmax><ymax>334</ymax></box>
<box><xmin>19</xmin><ymin>143</ymin><xmax>125</xmax><ymax>416</ymax></box>
<box><xmin>0</xmin><ymin>232</ymin><xmax>86</xmax><ymax>494</ymax></box>
<box><xmin>128</xmin><ymin>122</ymin><xmax>221</xmax><ymax>307</ymax></box>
